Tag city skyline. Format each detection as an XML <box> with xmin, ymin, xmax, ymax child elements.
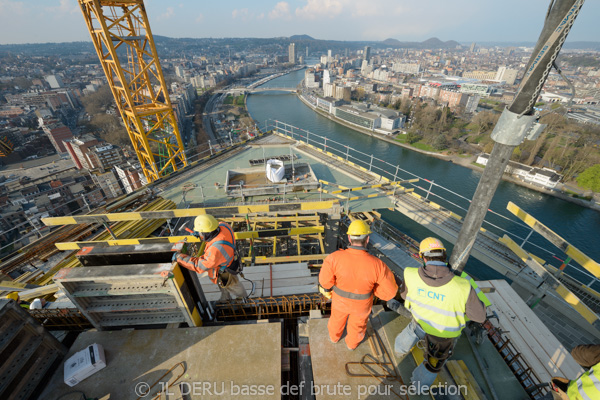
<box><xmin>0</xmin><ymin>0</ymin><xmax>599</xmax><ymax>46</ymax></box>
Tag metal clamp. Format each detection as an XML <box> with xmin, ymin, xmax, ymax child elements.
<box><xmin>491</xmin><ymin>108</ymin><xmax>547</xmax><ymax>146</ymax></box>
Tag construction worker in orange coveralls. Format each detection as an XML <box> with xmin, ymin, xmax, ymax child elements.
<box><xmin>176</xmin><ymin>215</ymin><xmax>247</xmax><ymax>301</ymax></box>
<box><xmin>319</xmin><ymin>220</ymin><xmax>399</xmax><ymax>350</ymax></box>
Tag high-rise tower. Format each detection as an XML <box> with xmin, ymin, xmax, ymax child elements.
<box><xmin>363</xmin><ymin>46</ymin><xmax>371</xmax><ymax>62</ymax></box>
<box><xmin>289</xmin><ymin>43</ymin><xmax>296</xmax><ymax>64</ymax></box>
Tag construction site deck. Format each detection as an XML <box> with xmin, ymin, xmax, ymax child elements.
<box><xmin>1</xmin><ymin>132</ymin><xmax>598</xmax><ymax>400</ymax></box>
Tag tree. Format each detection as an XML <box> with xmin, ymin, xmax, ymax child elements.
<box><xmin>577</xmin><ymin>164</ymin><xmax>600</xmax><ymax>192</ymax></box>
<box><xmin>472</xmin><ymin>111</ymin><xmax>498</xmax><ymax>135</ymax></box>
<box><xmin>81</xmin><ymin>85</ymin><xmax>114</xmax><ymax>115</ymax></box>
<box><xmin>406</xmin><ymin>130</ymin><xmax>422</xmax><ymax>144</ymax></box>
<box><xmin>431</xmin><ymin>134</ymin><xmax>447</xmax><ymax>151</ymax></box>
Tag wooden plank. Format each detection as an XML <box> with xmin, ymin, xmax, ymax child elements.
<box><xmin>19</xmin><ymin>284</ymin><xmax>59</xmax><ymax>301</ymax></box>
<box><xmin>491</xmin><ymin>280</ymin><xmax>583</xmax><ymax>377</ymax></box>
<box><xmin>0</xmin><ymin>281</ymin><xmax>40</xmax><ymax>291</ymax></box>
<box><xmin>479</xmin><ymin>284</ymin><xmax>553</xmax><ymax>382</ymax></box>
<box><xmin>446</xmin><ymin>360</ymin><xmax>486</xmax><ymax>400</ymax></box>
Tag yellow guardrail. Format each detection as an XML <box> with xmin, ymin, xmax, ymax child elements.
<box><xmin>507</xmin><ymin>201</ymin><xmax>600</xmax><ymax>278</ymax></box>
<box><xmin>54</xmin><ymin>226</ymin><xmax>325</xmax><ymax>250</ymax></box>
<box><xmin>42</xmin><ymin>201</ymin><xmax>338</xmax><ymax>226</ymax></box>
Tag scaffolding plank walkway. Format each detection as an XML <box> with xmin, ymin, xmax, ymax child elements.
<box><xmin>479</xmin><ymin>280</ymin><xmax>584</xmax><ymax>381</ymax></box>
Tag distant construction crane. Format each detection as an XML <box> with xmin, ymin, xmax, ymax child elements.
<box><xmin>78</xmin><ymin>0</ymin><xmax>188</xmax><ymax>183</ymax></box>
<box><xmin>0</xmin><ymin>136</ymin><xmax>14</xmax><ymax>157</ymax></box>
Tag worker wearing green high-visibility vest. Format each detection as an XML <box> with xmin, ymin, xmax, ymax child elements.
<box><xmin>389</xmin><ymin>237</ymin><xmax>486</xmax><ymax>389</ymax></box>
<box><xmin>544</xmin><ymin>344</ymin><xmax>600</xmax><ymax>400</ymax></box>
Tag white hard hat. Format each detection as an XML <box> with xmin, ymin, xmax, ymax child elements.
<box><xmin>30</xmin><ymin>298</ymin><xmax>43</xmax><ymax>310</ymax></box>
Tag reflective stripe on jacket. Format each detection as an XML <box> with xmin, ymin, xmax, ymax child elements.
<box><xmin>177</xmin><ymin>222</ymin><xmax>235</xmax><ymax>284</ymax></box>
<box><xmin>460</xmin><ymin>271</ymin><xmax>492</xmax><ymax>307</ymax></box>
<box><xmin>567</xmin><ymin>361</ymin><xmax>600</xmax><ymax>400</ymax></box>
<box><xmin>404</xmin><ymin>267</ymin><xmax>471</xmax><ymax>338</ymax></box>
<box><xmin>319</xmin><ymin>247</ymin><xmax>398</xmax><ymax>315</ymax></box>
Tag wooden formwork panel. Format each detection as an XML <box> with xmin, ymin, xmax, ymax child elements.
<box><xmin>54</xmin><ymin>263</ymin><xmax>201</xmax><ymax>329</ymax></box>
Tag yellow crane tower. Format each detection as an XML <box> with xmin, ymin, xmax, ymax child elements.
<box><xmin>78</xmin><ymin>0</ymin><xmax>187</xmax><ymax>183</ymax></box>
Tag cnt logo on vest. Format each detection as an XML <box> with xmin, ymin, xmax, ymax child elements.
<box><xmin>417</xmin><ymin>288</ymin><xmax>445</xmax><ymax>302</ymax></box>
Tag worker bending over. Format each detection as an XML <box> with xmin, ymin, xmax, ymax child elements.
<box><xmin>176</xmin><ymin>215</ymin><xmax>247</xmax><ymax>301</ymax></box>
<box><xmin>319</xmin><ymin>220</ymin><xmax>398</xmax><ymax>350</ymax></box>
<box><xmin>391</xmin><ymin>237</ymin><xmax>486</xmax><ymax>388</ymax></box>
<box><xmin>545</xmin><ymin>343</ymin><xmax>600</xmax><ymax>399</ymax></box>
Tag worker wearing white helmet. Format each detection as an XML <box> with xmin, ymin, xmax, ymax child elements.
<box><xmin>175</xmin><ymin>215</ymin><xmax>247</xmax><ymax>301</ymax></box>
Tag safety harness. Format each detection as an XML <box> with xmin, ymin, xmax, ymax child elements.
<box><xmin>213</xmin><ymin>223</ymin><xmax>243</xmax><ymax>275</ymax></box>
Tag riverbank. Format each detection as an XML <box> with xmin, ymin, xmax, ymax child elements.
<box><xmin>296</xmin><ymin>92</ymin><xmax>600</xmax><ymax>212</ymax></box>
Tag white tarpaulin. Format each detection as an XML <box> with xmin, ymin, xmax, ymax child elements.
<box><xmin>266</xmin><ymin>159</ymin><xmax>285</xmax><ymax>183</ymax></box>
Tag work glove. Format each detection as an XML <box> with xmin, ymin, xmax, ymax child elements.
<box><xmin>387</xmin><ymin>299</ymin><xmax>411</xmax><ymax>318</ymax></box>
<box><xmin>171</xmin><ymin>251</ymin><xmax>180</xmax><ymax>263</ymax></box>
<box><xmin>387</xmin><ymin>299</ymin><xmax>402</xmax><ymax>313</ymax></box>
<box><xmin>318</xmin><ymin>284</ymin><xmax>332</xmax><ymax>300</ymax></box>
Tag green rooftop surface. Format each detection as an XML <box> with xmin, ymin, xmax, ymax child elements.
<box><xmin>160</xmin><ymin>145</ymin><xmax>394</xmax><ymax>212</ymax></box>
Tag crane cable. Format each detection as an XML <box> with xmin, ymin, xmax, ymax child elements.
<box><xmin>514</xmin><ymin>0</ymin><xmax>586</xmax><ymax>117</ymax></box>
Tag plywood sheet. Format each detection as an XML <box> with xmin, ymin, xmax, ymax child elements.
<box><xmin>308</xmin><ymin>317</ymin><xmax>407</xmax><ymax>400</ymax></box>
<box><xmin>40</xmin><ymin>324</ymin><xmax>282</xmax><ymax>400</ymax></box>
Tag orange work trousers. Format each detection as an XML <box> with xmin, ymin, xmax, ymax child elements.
<box><xmin>328</xmin><ymin>305</ymin><xmax>371</xmax><ymax>349</ymax></box>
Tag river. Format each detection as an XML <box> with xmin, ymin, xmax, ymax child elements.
<box><xmin>246</xmin><ymin>67</ymin><xmax>600</xmax><ymax>285</ymax></box>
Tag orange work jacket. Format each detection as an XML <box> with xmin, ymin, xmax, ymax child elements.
<box><xmin>177</xmin><ymin>222</ymin><xmax>235</xmax><ymax>284</ymax></box>
<box><xmin>319</xmin><ymin>246</ymin><xmax>399</xmax><ymax>313</ymax></box>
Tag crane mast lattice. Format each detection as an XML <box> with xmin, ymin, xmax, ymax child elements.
<box><xmin>78</xmin><ymin>0</ymin><xmax>188</xmax><ymax>183</ymax></box>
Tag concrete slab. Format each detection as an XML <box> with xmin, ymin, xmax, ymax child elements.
<box><xmin>158</xmin><ymin>144</ymin><xmax>391</xmax><ymax>211</ymax></box>
<box><xmin>308</xmin><ymin>316</ymin><xmax>407</xmax><ymax>400</ymax></box>
<box><xmin>40</xmin><ymin>323</ymin><xmax>281</xmax><ymax>400</ymax></box>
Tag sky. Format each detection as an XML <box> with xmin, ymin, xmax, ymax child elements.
<box><xmin>0</xmin><ymin>0</ymin><xmax>599</xmax><ymax>45</ymax></box>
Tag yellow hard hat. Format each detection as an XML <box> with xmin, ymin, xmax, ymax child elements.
<box><xmin>5</xmin><ymin>292</ymin><xmax>19</xmax><ymax>301</ymax></box>
<box><xmin>419</xmin><ymin>237</ymin><xmax>446</xmax><ymax>258</ymax></box>
<box><xmin>347</xmin><ymin>220</ymin><xmax>371</xmax><ymax>236</ymax></box>
<box><xmin>194</xmin><ymin>215</ymin><xmax>219</xmax><ymax>233</ymax></box>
